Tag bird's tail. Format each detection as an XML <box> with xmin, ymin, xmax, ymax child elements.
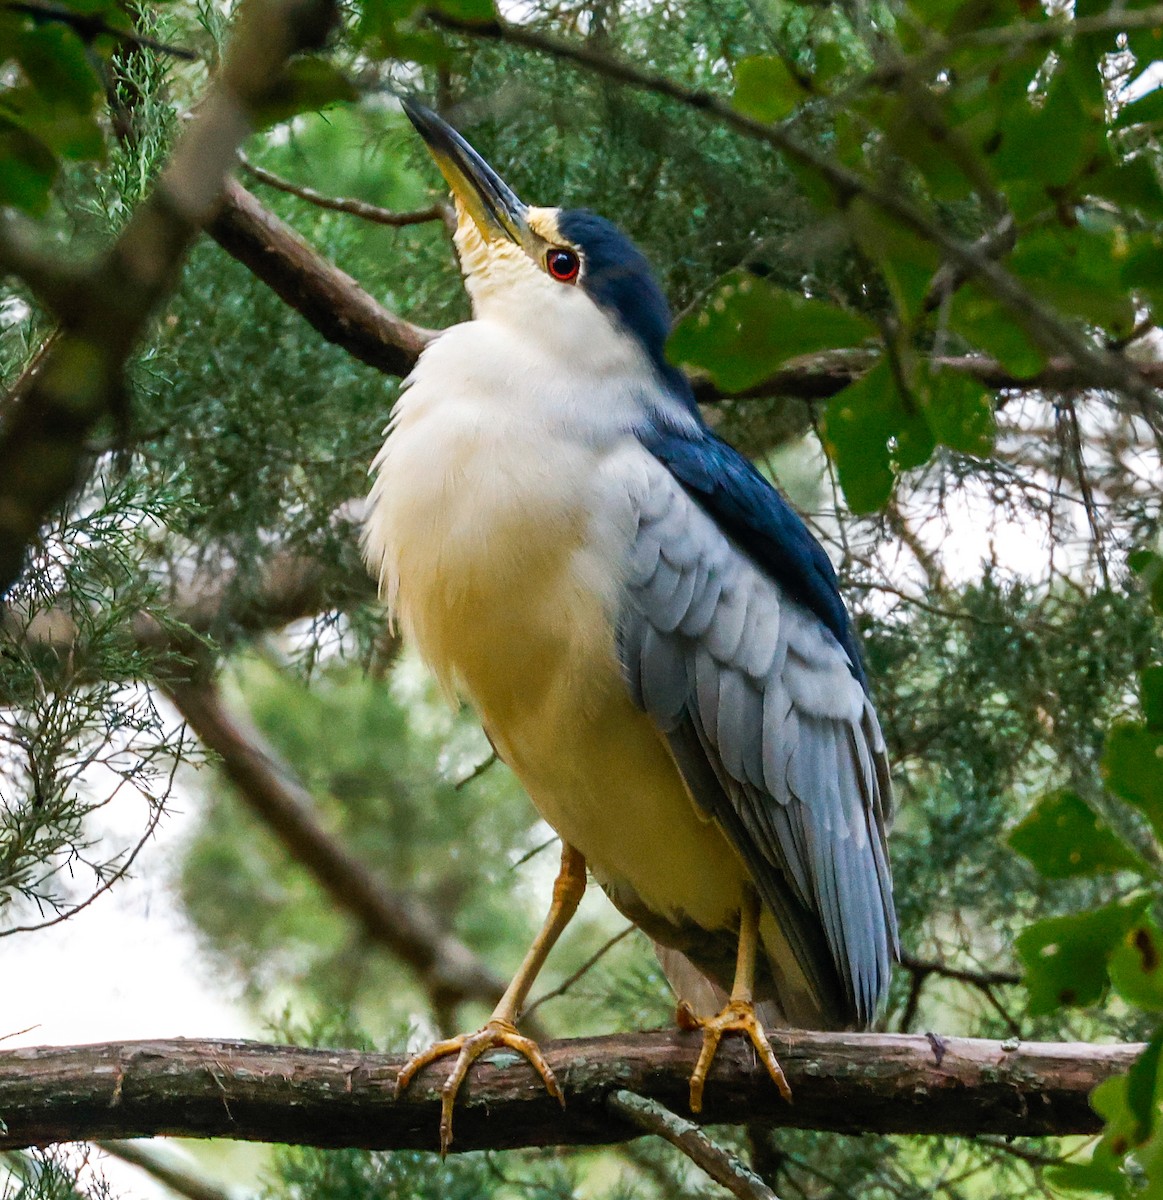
<box><xmin>654</xmin><ymin>905</ymin><xmax>849</xmax><ymax>1030</ymax></box>
<box><xmin>653</xmin><ymin>943</ymin><xmax>786</xmax><ymax>1028</ymax></box>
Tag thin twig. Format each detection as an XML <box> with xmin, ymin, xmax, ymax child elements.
<box><xmin>608</xmin><ymin>1089</ymin><xmax>783</xmax><ymax>1200</ymax></box>
<box><xmin>240</xmin><ymin>157</ymin><xmax>453</xmax><ymax>228</ymax></box>
<box><xmin>454</xmin><ymin>750</ymin><xmax>497</xmax><ymax>790</ymax></box>
<box><xmin>898</xmin><ymin>954</ymin><xmax>1021</xmax><ymax>989</ymax></box>
<box><xmin>1</xmin><ymin>0</ymin><xmax>197</xmax><ymax>59</ymax></box>
<box><xmin>1062</xmin><ymin>397</ymin><xmax>1111</xmax><ymax>589</ymax></box>
<box><xmin>523</xmin><ymin>924</ymin><xmax>635</xmax><ymax>1019</ymax></box>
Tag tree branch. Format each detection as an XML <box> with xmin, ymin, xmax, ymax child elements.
<box><xmin>196</xmin><ymin>184</ymin><xmax>1163</xmax><ymax>409</ymax></box>
<box><xmin>424</xmin><ymin>10</ymin><xmax>1163</xmax><ymax>414</ymax></box>
<box><xmin>0</xmin><ymin>0</ymin><xmax>197</xmax><ymax>59</ymax></box>
<box><xmin>0</xmin><ymin>1033</ymin><xmax>1139</xmax><ymax>1151</ymax></box>
<box><xmin>0</xmin><ymin>0</ymin><xmax>339</xmax><ymax>602</ymax></box>
<box><xmin>163</xmin><ymin>677</ymin><xmax>524</xmax><ymax>1025</ymax></box>
<box><xmin>208</xmin><ymin>180</ymin><xmax>436</xmax><ymax>377</ymax></box>
<box><xmin>240</xmin><ymin>158</ymin><xmax>454</xmax><ymax>230</ymax></box>
<box><xmin>607</xmin><ymin>1090</ymin><xmax>780</xmax><ymax>1200</ymax></box>
<box><xmin>98</xmin><ymin>1141</ymin><xmax>239</xmax><ymax>1200</ymax></box>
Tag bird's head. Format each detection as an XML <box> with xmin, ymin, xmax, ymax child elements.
<box><xmin>404</xmin><ymin>100</ymin><xmax>690</xmax><ymax>401</ymax></box>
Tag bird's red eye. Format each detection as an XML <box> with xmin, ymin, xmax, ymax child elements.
<box><xmin>546</xmin><ymin>248</ymin><xmax>580</xmax><ymax>283</ymax></box>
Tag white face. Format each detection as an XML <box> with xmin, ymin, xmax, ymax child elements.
<box><xmin>453</xmin><ymin>202</ymin><xmax>587</xmax><ymax>319</ymax></box>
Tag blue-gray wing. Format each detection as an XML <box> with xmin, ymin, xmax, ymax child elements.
<box><xmin>619</xmin><ymin>454</ymin><xmax>898</xmax><ymax>1028</ymax></box>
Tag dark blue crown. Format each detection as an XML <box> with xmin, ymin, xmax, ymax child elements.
<box><xmin>556</xmin><ymin>209</ymin><xmax>693</xmax><ymax>406</ymax></box>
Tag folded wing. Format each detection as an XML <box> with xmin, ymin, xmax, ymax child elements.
<box><xmin>618</xmin><ymin>439</ymin><xmax>898</xmax><ymax>1027</ymax></box>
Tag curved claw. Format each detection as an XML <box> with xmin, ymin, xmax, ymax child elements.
<box><xmin>678</xmin><ymin>998</ymin><xmax>792</xmax><ymax>1113</ymax></box>
<box><xmin>394</xmin><ymin>1018</ymin><xmax>564</xmax><ymax>1154</ymax></box>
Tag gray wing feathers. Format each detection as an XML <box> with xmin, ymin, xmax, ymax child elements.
<box><xmin>619</xmin><ymin>459</ymin><xmax>898</xmax><ymax>1028</ymax></box>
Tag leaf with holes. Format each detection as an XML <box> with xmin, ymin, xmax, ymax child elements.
<box><xmin>667</xmin><ymin>272</ymin><xmax>874</xmax><ymax>394</ymax></box>
<box><xmin>924</xmin><ymin>369</ymin><xmax>995</xmax><ymax>458</ymax></box>
<box><xmin>1008</xmin><ymin>790</ymin><xmax>1147</xmax><ymax>879</ymax></box>
<box><xmin>1110</xmin><ymin>919</ymin><xmax>1163</xmax><ymax>1012</ymax></box>
<box><xmin>1015</xmin><ymin>894</ymin><xmax>1151</xmax><ymax>1016</ymax></box>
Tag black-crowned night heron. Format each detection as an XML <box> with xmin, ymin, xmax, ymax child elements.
<box><xmin>364</xmin><ymin>100</ymin><xmax>898</xmax><ymax>1153</ymax></box>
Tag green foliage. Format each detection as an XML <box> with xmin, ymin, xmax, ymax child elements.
<box><xmin>732</xmin><ymin>56</ymin><xmax>807</xmax><ymax>123</ymax></box>
<box><xmin>5</xmin><ymin>0</ymin><xmax>1163</xmax><ymax>1197</ymax></box>
<box><xmin>1017</xmin><ymin>894</ymin><xmax>1151</xmax><ymax>1016</ymax></box>
<box><xmin>253</xmin><ymin>58</ymin><xmax>360</xmax><ymax>129</ymax></box>
<box><xmin>0</xmin><ymin>6</ymin><xmax>108</xmax><ymax>213</ymax></box>
<box><xmin>1009</xmin><ymin>790</ymin><xmax>1148</xmax><ymax>880</ymax></box>
<box><xmin>0</xmin><ymin>473</ymin><xmax>194</xmax><ymax>927</ymax></box>
<box><xmin>669</xmin><ymin>272</ymin><xmax>874</xmax><ymax>392</ymax></box>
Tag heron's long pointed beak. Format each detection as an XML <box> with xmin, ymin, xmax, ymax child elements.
<box><xmin>403</xmin><ymin>99</ymin><xmax>530</xmax><ymax>246</ymax></box>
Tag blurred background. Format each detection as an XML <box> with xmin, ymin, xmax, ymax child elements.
<box><xmin>3</xmin><ymin>0</ymin><xmax>1163</xmax><ymax>1196</ymax></box>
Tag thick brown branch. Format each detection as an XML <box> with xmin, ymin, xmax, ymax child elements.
<box><xmin>187</xmin><ymin>180</ymin><xmax>1163</xmax><ymax>409</ymax></box>
<box><xmin>0</xmin><ymin>0</ymin><xmax>338</xmax><ymax>601</ymax></box>
<box><xmin>164</xmin><ymin>678</ymin><xmax>519</xmax><ymax>1022</ymax></box>
<box><xmin>208</xmin><ymin>180</ymin><xmax>436</xmax><ymax>376</ymax></box>
<box><xmin>0</xmin><ymin>1033</ymin><xmax>1139</xmax><ymax>1151</ymax></box>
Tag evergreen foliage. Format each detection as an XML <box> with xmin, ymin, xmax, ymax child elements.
<box><xmin>4</xmin><ymin>0</ymin><xmax>1163</xmax><ymax>1196</ymax></box>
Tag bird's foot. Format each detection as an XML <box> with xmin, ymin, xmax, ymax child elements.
<box><xmin>677</xmin><ymin>998</ymin><xmax>792</xmax><ymax>1113</ymax></box>
<box><xmin>394</xmin><ymin>1018</ymin><xmax>564</xmax><ymax>1154</ymax></box>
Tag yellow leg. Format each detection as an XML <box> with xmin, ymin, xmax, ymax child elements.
<box><xmin>677</xmin><ymin>889</ymin><xmax>792</xmax><ymax>1113</ymax></box>
<box><xmin>395</xmin><ymin>843</ymin><xmax>586</xmax><ymax>1153</ymax></box>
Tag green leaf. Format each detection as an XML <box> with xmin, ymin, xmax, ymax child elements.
<box><xmin>1144</xmin><ymin>665</ymin><xmax>1163</xmax><ymax>732</ymax></box>
<box><xmin>1103</xmin><ymin>722</ymin><xmax>1163</xmax><ymax>841</ymax></box>
<box><xmin>820</xmin><ymin>358</ymin><xmax>934</xmax><ymax>514</ymax></box>
<box><xmin>252</xmin><ymin>57</ymin><xmax>358</xmax><ymax>129</ymax></box>
<box><xmin>1116</xmin><ymin>85</ymin><xmax>1163</xmax><ymax>130</ymax></box>
<box><xmin>1046</xmin><ymin>1151</ymin><xmax>1131</xmax><ymax>1199</ymax></box>
<box><xmin>1111</xmin><ymin>920</ymin><xmax>1163</xmax><ymax>1012</ymax></box>
<box><xmin>1121</xmin><ymin>234</ymin><xmax>1163</xmax><ymax>317</ymax></box>
<box><xmin>1096</xmin><ymin>1032</ymin><xmax>1163</xmax><ymax>1153</ymax></box>
<box><xmin>1009</xmin><ymin>225</ymin><xmax>1136</xmax><ymax>340</ymax></box>
<box><xmin>948</xmin><ymin>285</ymin><xmax>1046</xmax><ymax>378</ymax></box>
<box><xmin>812</xmin><ymin>41</ymin><xmax>848</xmax><ymax>89</ymax></box>
<box><xmin>1130</xmin><ymin>550</ymin><xmax>1163</xmax><ymax>616</ymax></box>
<box><xmin>1015</xmin><ymin>893</ymin><xmax>1151</xmax><ymax>1015</ymax></box>
<box><xmin>667</xmin><ymin>272</ymin><xmax>874</xmax><ymax>393</ymax></box>
<box><xmin>1087</xmin><ymin>155</ymin><xmax>1163</xmax><ymax>221</ymax></box>
<box><xmin>1008</xmin><ymin>789</ymin><xmax>1147</xmax><ymax>879</ymax></box>
<box><xmin>732</xmin><ymin>55</ymin><xmax>806</xmax><ymax>123</ymax></box>
<box><xmin>429</xmin><ymin>0</ymin><xmax>494</xmax><ymax>19</ymax></box>
<box><xmin>924</xmin><ymin>369</ymin><xmax>994</xmax><ymax>457</ymax></box>
<box><xmin>0</xmin><ymin>122</ymin><xmax>56</xmax><ymax>214</ymax></box>
<box><xmin>988</xmin><ymin>59</ymin><xmax>1105</xmax><ymax>217</ymax></box>
<box><xmin>15</xmin><ymin>26</ymin><xmax>102</xmax><ymax>114</ymax></box>
<box><xmin>1047</xmin><ymin>1040</ymin><xmax>1163</xmax><ymax>1195</ymax></box>
<box><xmin>37</xmin><ymin>112</ymin><xmax>104</xmax><ymax>161</ymax></box>
<box><xmin>846</xmin><ymin>199</ymin><xmax>941</xmax><ymax>320</ymax></box>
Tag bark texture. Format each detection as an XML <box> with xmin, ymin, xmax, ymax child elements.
<box><xmin>0</xmin><ymin>1032</ymin><xmax>1137</xmax><ymax>1152</ymax></box>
